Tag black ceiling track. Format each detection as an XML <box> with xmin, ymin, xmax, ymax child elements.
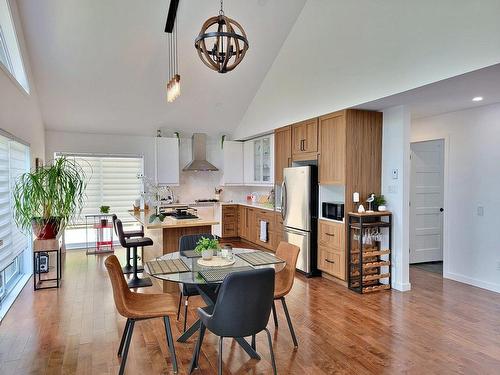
<box><xmin>165</xmin><ymin>0</ymin><xmax>179</xmax><ymax>33</ymax></box>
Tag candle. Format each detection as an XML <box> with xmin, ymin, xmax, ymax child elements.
<box><xmin>353</xmin><ymin>192</ymin><xmax>360</xmax><ymax>203</ymax></box>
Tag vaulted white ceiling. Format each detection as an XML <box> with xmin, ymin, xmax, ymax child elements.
<box><xmin>17</xmin><ymin>0</ymin><xmax>306</xmax><ymax>136</ymax></box>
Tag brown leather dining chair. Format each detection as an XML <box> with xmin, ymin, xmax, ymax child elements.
<box><xmin>273</xmin><ymin>241</ymin><xmax>300</xmax><ymax>348</ymax></box>
<box><xmin>105</xmin><ymin>255</ymin><xmax>179</xmax><ymax>374</ymax></box>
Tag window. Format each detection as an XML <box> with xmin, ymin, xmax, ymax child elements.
<box><xmin>56</xmin><ymin>154</ymin><xmax>144</xmax><ymax>223</ymax></box>
<box><xmin>0</xmin><ymin>0</ymin><xmax>29</xmax><ymax>93</ymax></box>
<box><xmin>0</xmin><ymin>132</ymin><xmax>30</xmax><ymax>313</ymax></box>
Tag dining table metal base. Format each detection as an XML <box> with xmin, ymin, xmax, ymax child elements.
<box><xmin>181</xmin><ymin>284</ymin><xmax>261</xmax><ymax>373</ymax></box>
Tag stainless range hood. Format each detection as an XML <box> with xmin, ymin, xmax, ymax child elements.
<box><xmin>182</xmin><ymin>133</ymin><xmax>219</xmax><ymax>171</ymax></box>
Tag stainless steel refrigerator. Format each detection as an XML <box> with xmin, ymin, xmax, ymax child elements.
<box><xmin>281</xmin><ymin>166</ymin><xmax>318</xmax><ymax>277</ymax></box>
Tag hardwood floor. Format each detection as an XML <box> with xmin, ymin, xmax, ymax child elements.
<box><xmin>1</xmin><ymin>248</ymin><xmax>500</xmax><ymax>374</ymax></box>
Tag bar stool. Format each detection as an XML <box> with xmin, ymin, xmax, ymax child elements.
<box><xmin>112</xmin><ymin>214</ymin><xmax>144</xmax><ymax>274</ymax></box>
<box><xmin>115</xmin><ymin>218</ymin><xmax>153</xmax><ymax>288</ymax></box>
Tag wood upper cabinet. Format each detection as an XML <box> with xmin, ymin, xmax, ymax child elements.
<box><xmin>319</xmin><ymin>111</ymin><xmax>346</xmax><ymax>185</ymax></box>
<box><xmin>274</xmin><ymin>126</ymin><xmax>291</xmax><ymax>184</ymax></box>
<box><xmin>292</xmin><ymin>118</ymin><xmax>318</xmax><ymax>158</ymax></box>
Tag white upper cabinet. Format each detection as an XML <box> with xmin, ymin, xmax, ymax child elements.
<box><xmin>155</xmin><ymin>137</ymin><xmax>179</xmax><ymax>185</ymax></box>
<box><xmin>222</xmin><ymin>141</ymin><xmax>244</xmax><ymax>185</ymax></box>
<box><xmin>243</xmin><ymin>134</ymin><xmax>274</xmax><ymax>186</ymax></box>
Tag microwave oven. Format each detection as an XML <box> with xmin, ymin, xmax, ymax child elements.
<box><xmin>322</xmin><ymin>202</ymin><xmax>344</xmax><ymax>221</ymax></box>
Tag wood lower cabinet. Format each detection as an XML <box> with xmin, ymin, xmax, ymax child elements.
<box><xmin>318</xmin><ymin>246</ymin><xmax>345</xmax><ymax>280</ymax></box>
<box><xmin>292</xmin><ymin>118</ymin><xmax>318</xmax><ymax>159</ymax></box>
<box><xmin>222</xmin><ymin>205</ymin><xmax>238</xmax><ymax>238</ymax></box>
<box><xmin>223</xmin><ymin>205</ymin><xmax>281</xmax><ymax>251</ymax></box>
<box><xmin>318</xmin><ymin>219</ymin><xmax>346</xmax><ymax>280</ymax></box>
<box><xmin>274</xmin><ymin>126</ymin><xmax>291</xmax><ymax>184</ymax></box>
<box><xmin>238</xmin><ymin>205</ymin><xmax>247</xmax><ymax>239</ymax></box>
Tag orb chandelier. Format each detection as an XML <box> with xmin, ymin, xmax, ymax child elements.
<box><xmin>195</xmin><ymin>0</ymin><xmax>249</xmax><ymax>73</ymax></box>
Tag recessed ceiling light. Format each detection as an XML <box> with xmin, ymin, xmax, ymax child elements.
<box><xmin>472</xmin><ymin>96</ymin><xmax>483</xmax><ymax>102</ymax></box>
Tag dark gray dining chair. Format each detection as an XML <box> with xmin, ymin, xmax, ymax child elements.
<box><xmin>191</xmin><ymin>268</ymin><xmax>277</xmax><ymax>375</ymax></box>
<box><xmin>177</xmin><ymin>233</ymin><xmax>217</xmax><ymax>332</ymax></box>
<box><xmin>112</xmin><ymin>214</ymin><xmax>144</xmax><ymax>274</ymax></box>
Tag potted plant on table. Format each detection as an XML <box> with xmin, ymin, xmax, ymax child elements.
<box><xmin>13</xmin><ymin>157</ymin><xmax>86</xmax><ymax>239</ymax></box>
<box><xmin>100</xmin><ymin>205</ymin><xmax>110</xmax><ymax>226</ymax></box>
<box><xmin>195</xmin><ymin>237</ymin><xmax>220</xmax><ymax>260</ymax></box>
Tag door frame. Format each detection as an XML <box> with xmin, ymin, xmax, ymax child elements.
<box><xmin>409</xmin><ymin>136</ymin><xmax>450</xmax><ymax>277</ymax></box>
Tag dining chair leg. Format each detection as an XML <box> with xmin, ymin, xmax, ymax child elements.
<box><xmin>272</xmin><ymin>300</ymin><xmax>279</xmax><ymax>327</ymax></box>
<box><xmin>176</xmin><ymin>293</ymin><xmax>183</xmax><ymax>321</ymax></box>
<box><xmin>264</xmin><ymin>328</ymin><xmax>277</xmax><ymax>375</ymax></box>
<box><xmin>189</xmin><ymin>322</ymin><xmax>206</xmax><ymax>374</ymax></box>
<box><xmin>183</xmin><ymin>296</ymin><xmax>189</xmax><ymax>332</ymax></box>
<box><xmin>163</xmin><ymin>316</ymin><xmax>178</xmax><ymax>374</ymax></box>
<box><xmin>251</xmin><ymin>334</ymin><xmax>256</xmax><ymax>350</ymax></box>
<box><xmin>117</xmin><ymin>319</ymin><xmax>131</xmax><ymax>357</ymax></box>
<box><xmin>218</xmin><ymin>336</ymin><xmax>223</xmax><ymax>375</ymax></box>
<box><xmin>119</xmin><ymin>319</ymin><xmax>135</xmax><ymax>375</ymax></box>
<box><xmin>281</xmin><ymin>297</ymin><xmax>298</xmax><ymax>348</ymax></box>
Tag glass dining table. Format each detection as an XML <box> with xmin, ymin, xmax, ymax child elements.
<box><xmin>145</xmin><ymin>248</ymin><xmax>286</xmax><ymax>371</ymax></box>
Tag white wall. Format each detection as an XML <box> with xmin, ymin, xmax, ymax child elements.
<box><xmin>45</xmin><ymin>130</ymin><xmax>272</xmax><ymax>203</ymax></box>
<box><xmin>382</xmin><ymin>106</ymin><xmax>411</xmax><ymax>291</ymax></box>
<box><xmin>0</xmin><ymin>0</ymin><xmax>44</xmax><ymax>164</ymax></box>
<box><xmin>412</xmin><ymin>103</ymin><xmax>500</xmax><ymax>293</ymax></box>
<box><xmin>233</xmin><ymin>0</ymin><xmax>500</xmax><ymax>139</ymax></box>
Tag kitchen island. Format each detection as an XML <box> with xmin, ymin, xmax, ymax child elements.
<box><xmin>129</xmin><ymin>209</ymin><xmax>219</xmax><ymax>293</ymax></box>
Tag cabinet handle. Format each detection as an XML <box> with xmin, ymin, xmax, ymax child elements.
<box><xmin>300</xmin><ymin>139</ymin><xmax>304</xmax><ymax>151</ymax></box>
<box><xmin>325</xmin><ymin>259</ymin><xmax>335</xmax><ymax>264</ymax></box>
<box><xmin>303</xmin><ymin>139</ymin><xmax>307</xmax><ymax>151</ymax></box>
<box><xmin>325</xmin><ymin>233</ymin><xmax>335</xmax><ymax>237</ymax></box>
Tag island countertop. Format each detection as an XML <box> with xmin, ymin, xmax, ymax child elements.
<box><xmin>129</xmin><ymin>210</ymin><xmax>219</xmax><ymax>229</ymax></box>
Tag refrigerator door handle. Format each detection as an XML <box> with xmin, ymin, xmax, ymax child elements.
<box><xmin>281</xmin><ymin>180</ymin><xmax>287</xmax><ymax>220</ymax></box>
<box><xmin>284</xmin><ymin>227</ymin><xmax>305</xmax><ymax>236</ymax></box>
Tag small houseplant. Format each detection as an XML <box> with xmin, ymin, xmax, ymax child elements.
<box><xmin>13</xmin><ymin>157</ymin><xmax>86</xmax><ymax>239</ymax></box>
<box><xmin>373</xmin><ymin>195</ymin><xmax>387</xmax><ymax>211</ymax></box>
<box><xmin>100</xmin><ymin>205</ymin><xmax>110</xmax><ymax>226</ymax></box>
<box><xmin>195</xmin><ymin>236</ymin><xmax>220</xmax><ymax>260</ymax></box>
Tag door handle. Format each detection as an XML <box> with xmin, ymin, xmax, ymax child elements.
<box><xmin>440</xmin><ymin>208</ymin><xmax>444</xmax><ymax>212</ymax></box>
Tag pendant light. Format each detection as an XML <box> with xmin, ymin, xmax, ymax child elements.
<box><xmin>195</xmin><ymin>0</ymin><xmax>249</xmax><ymax>73</ymax></box>
<box><xmin>167</xmin><ymin>18</ymin><xmax>180</xmax><ymax>103</ymax></box>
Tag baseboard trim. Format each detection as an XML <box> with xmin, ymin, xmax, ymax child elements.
<box><xmin>444</xmin><ymin>272</ymin><xmax>500</xmax><ymax>293</ymax></box>
<box><xmin>392</xmin><ymin>281</ymin><xmax>411</xmax><ymax>292</ymax></box>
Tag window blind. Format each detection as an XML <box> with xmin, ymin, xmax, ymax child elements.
<box><xmin>56</xmin><ymin>154</ymin><xmax>143</xmax><ymax>224</ymax></box>
<box><xmin>0</xmin><ymin>135</ymin><xmax>29</xmax><ymax>271</ymax></box>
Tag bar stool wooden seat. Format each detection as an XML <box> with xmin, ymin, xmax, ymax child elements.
<box><xmin>105</xmin><ymin>255</ymin><xmax>179</xmax><ymax>374</ymax></box>
<box><xmin>115</xmin><ymin>218</ymin><xmax>153</xmax><ymax>288</ymax></box>
<box><xmin>112</xmin><ymin>214</ymin><xmax>144</xmax><ymax>274</ymax></box>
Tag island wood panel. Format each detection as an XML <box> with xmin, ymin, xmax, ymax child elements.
<box><xmin>318</xmin><ymin>111</ymin><xmax>346</xmax><ymax>184</ymax></box>
<box><xmin>143</xmin><ymin>225</ymin><xmax>212</xmax><ymax>293</ymax></box>
<box><xmin>344</xmin><ymin>109</ymin><xmax>383</xmax><ymax>213</ymax></box>
<box><xmin>274</xmin><ymin>125</ymin><xmax>292</xmax><ymax>184</ymax></box>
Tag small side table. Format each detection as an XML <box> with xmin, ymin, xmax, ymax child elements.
<box><xmin>33</xmin><ymin>235</ymin><xmax>63</xmax><ymax>290</ymax></box>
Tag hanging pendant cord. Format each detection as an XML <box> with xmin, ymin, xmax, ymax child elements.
<box><xmin>219</xmin><ymin>0</ymin><xmax>224</xmax><ymax>15</ymax></box>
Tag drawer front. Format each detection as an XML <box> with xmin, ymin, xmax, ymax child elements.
<box><xmin>318</xmin><ymin>246</ymin><xmax>345</xmax><ymax>280</ymax></box>
<box><xmin>318</xmin><ymin>220</ymin><xmax>343</xmax><ymax>250</ymax></box>
<box><xmin>222</xmin><ymin>205</ymin><xmax>238</xmax><ymax>219</ymax></box>
<box><xmin>222</xmin><ymin>222</ymin><xmax>238</xmax><ymax>237</ymax></box>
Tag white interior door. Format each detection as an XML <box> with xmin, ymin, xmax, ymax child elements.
<box><xmin>410</xmin><ymin>139</ymin><xmax>444</xmax><ymax>264</ymax></box>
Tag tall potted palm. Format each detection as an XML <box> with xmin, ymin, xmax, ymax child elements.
<box><xmin>13</xmin><ymin>157</ymin><xmax>86</xmax><ymax>239</ymax></box>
